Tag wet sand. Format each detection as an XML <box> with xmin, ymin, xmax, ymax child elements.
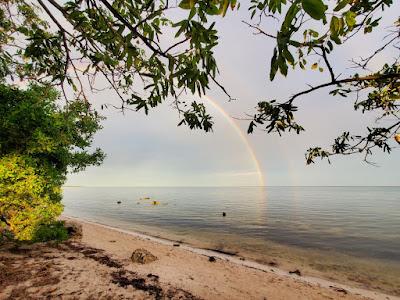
<box><xmin>0</xmin><ymin>218</ymin><xmax>398</xmax><ymax>300</ymax></box>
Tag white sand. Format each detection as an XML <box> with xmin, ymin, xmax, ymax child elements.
<box><xmin>65</xmin><ymin>217</ymin><xmax>399</xmax><ymax>300</ymax></box>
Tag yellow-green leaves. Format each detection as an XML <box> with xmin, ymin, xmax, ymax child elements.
<box><xmin>220</xmin><ymin>0</ymin><xmax>230</xmax><ymax>16</ymax></box>
<box><xmin>344</xmin><ymin>11</ymin><xmax>356</xmax><ymax>29</ymax></box>
<box><xmin>301</xmin><ymin>0</ymin><xmax>327</xmax><ymax>20</ymax></box>
<box><xmin>0</xmin><ymin>84</ymin><xmax>104</xmax><ymax>241</ymax></box>
<box><xmin>178</xmin><ymin>0</ymin><xmax>237</xmax><ymax>17</ymax></box>
<box><xmin>330</xmin><ymin>16</ymin><xmax>343</xmax><ymax>44</ymax></box>
<box><xmin>0</xmin><ymin>155</ymin><xmax>63</xmax><ymax>241</ymax></box>
<box><xmin>179</xmin><ymin>0</ymin><xmax>195</xmax><ymax>9</ymax></box>
<box><xmin>334</xmin><ymin>0</ymin><xmax>350</xmax><ymax>11</ymax></box>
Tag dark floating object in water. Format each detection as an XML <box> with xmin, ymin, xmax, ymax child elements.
<box><xmin>222</xmin><ymin>212</ymin><xmax>226</xmax><ymax>217</ymax></box>
<box><xmin>289</xmin><ymin>269</ymin><xmax>301</xmax><ymax>276</ymax></box>
<box><xmin>117</xmin><ymin>201</ymin><xmax>121</xmax><ymax>204</ymax></box>
<box><xmin>208</xmin><ymin>256</ymin><xmax>216</xmax><ymax>262</ymax></box>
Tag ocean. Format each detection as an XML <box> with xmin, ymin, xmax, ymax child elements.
<box><xmin>62</xmin><ymin>186</ymin><xmax>400</xmax><ymax>294</ymax></box>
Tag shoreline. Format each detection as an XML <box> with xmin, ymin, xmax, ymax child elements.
<box><xmin>62</xmin><ymin>215</ymin><xmax>399</xmax><ymax>300</ymax></box>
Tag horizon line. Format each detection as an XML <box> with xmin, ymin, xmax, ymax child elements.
<box><xmin>63</xmin><ymin>185</ymin><xmax>400</xmax><ymax>188</ymax></box>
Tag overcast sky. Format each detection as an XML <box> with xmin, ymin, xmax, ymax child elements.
<box><xmin>66</xmin><ymin>3</ymin><xmax>400</xmax><ymax>187</ymax></box>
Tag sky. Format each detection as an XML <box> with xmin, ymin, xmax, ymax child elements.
<box><xmin>67</xmin><ymin>2</ymin><xmax>400</xmax><ymax>187</ymax></box>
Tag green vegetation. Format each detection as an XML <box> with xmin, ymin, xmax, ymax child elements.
<box><xmin>0</xmin><ymin>154</ymin><xmax>63</xmax><ymax>240</ymax></box>
<box><xmin>0</xmin><ymin>0</ymin><xmax>397</xmax><ymax>164</ymax></box>
<box><xmin>33</xmin><ymin>221</ymin><xmax>69</xmax><ymax>243</ymax></box>
<box><xmin>244</xmin><ymin>0</ymin><xmax>399</xmax><ymax>164</ymax></box>
<box><xmin>0</xmin><ymin>84</ymin><xmax>104</xmax><ymax>241</ymax></box>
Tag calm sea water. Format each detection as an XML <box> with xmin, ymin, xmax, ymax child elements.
<box><xmin>62</xmin><ymin>186</ymin><xmax>400</xmax><ymax>263</ymax></box>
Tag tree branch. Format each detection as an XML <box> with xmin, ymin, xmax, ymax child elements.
<box><xmin>288</xmin><ymin>72</ymin><xmax>400</xmax><ymax>103</ymax></box>
<box><xmin>97</xmin><ymin>0</ymin><xmax>168</xmax><ymax>58</ymax></box>
<box><xmin>38</xmin><ymin>0</ymin><xmax>71</xmax><ymax>80</ymax></box>
<box><xmin>318</xmin><ymin>46</ymin><xmax>336</xmax><ymax>82</ymax></box>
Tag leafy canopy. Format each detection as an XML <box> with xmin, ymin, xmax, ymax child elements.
<box><xmin>0</xmin><ymin>83</ymin><xmax>104</xmax><ymax>240</ymax></box>
<box><xmin>245</xmin><ymin>0</ymin><xmax>399</xmax><ymax>164</ymax></box>
<box><xmin>0</xmin><ymin>0</ymin><xmax>399</xmax><ymax>164</ymax></box>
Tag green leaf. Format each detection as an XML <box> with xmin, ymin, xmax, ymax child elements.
<box><xmin>283</xmin><ymin>48</ymin><xmax>294</xmax><ymax>65</ymax></box>
<box><xmin>330</xmin><ymin>16</ymin><xmax>342</xmax><ymax>44</ymax></box>
<box><xmin>270</xmin><ymin>48</ymin><xmax>279</xmax><ymax>81</ymax></box>
<box><xmin>179</xmin><ymin>0</ymin><xmax>192</xmax><ymax>10</ymax></box>
<box><xmin>219</xmin><ymin>0</ymin><xmax>230</xmax><ymax>17</ymax></box>
<box><xmin>334</xmin><ymin>0</ymin><xmax>350</xmax><ymax>11</ymax></box>
<box><xmin>189</xmin><ymin>7</ymin><xmax>196</xmax><ymax>19</ymax></box>
<box><xmin>278</xmin><ymin>56</ymin><xmax>288</xmax><ymax>76</ymax></box>
<box><xmin>231</xmin><ymin>0</ymin><xmax>237</xmax><ymax>9</ymax></box>
<box><xmin>301</xmin><ymin>0</ymin><xmax>327</xmax><ymax>20</ymax></box>
<box><xmin>344</xmin><ymin>11</ymin><xmax>356</xmax><ymax>28</ymax></box>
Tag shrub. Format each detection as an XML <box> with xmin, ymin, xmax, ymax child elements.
<box><xmin>0</xmin><ymin>84</ymin><xmax>104</xmax><ymax>241</ymax></box>
<box><xmin>0</xmin><ymin>155</ymin><xmax>63</xmax><ymax>241</ymax></box>
<box><xmin>33</xmin><ymin>221</ymin><xmax>69</xmax><ymax>242</ymax></box>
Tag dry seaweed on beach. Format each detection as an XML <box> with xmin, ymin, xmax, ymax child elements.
<box><xmin>0</xmin><ymin>240</ymin><xmax>198</xmax><ymax>300</ymax></box>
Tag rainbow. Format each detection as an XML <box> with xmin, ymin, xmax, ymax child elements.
<box><xmin>203</xmin><ymin>96</ymin><xmax>265</xmax><ymax>186</ymax></box>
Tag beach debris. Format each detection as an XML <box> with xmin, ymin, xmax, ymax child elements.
<box><xmin>268</xmin><ymin>261</ymin><xmax>278</xmax><ymax>267</ymax></box>
<box><xmin>152</xmin><ymin>200</ymin><xmax>160</xmax><ymax>206</ymax></box>
<box><xmin>64</xmin><ymin>221</ymin><xmax>82</xmax><ymax>239</ymax></box>
<box><xmin>208</xmin><ymin>256</ymin><xmax>216</xmax><ymax>262</ymax></box>
<box><xmin>206</xmin><ymin>248</ymin><xmax>237</xmax><ymax>256</ymax></box>
<box><xmin>139</xmin><ymin>197</ymin><xmax>151</xmax><ymax>200</ymax></box>
<box><xmin>109</xmin><ymin>240</ymin><xmax>116</xmax><ymax>243</ymax></box>
<box><xmin>222</xmin><ymin>212</ymin><xmax>226</xmax><ymax>217</ymax></box>
<box><xmin>329</xmin><ymin>286</ymin><xmax>348</xmax><ymax>294</ymax></box>
<box><xmin>289</xmin><ymin>269</ymin><xmax>302</xmax><ymax>276</ymax></box>
<box><xmin>147</xmin><ymin>273</ymin><xmax>159</xmax><ymax>281</ymax></box>
<box><xmin>117</xmin><ymin>201</ymin><xmax>121</xmax><ymax>204</ymax></box>
<box><xmin>131</xmin><ymin>248</ymin><xmax>158</xmax><ymax>264</ymax></box>
<box><xmin>111</xmin><ymin>270</ymin><xmax>162</xmax><ymax>295</ymax></box>
<box><xmin>173</xmin><ymin>243</ymin><xmax>180</xmax><ymax>247</ymax></box>
<box><xmin>64</xmin><ymin>242</ymin><xmax>123</xmax><ymax>268</ymax></box>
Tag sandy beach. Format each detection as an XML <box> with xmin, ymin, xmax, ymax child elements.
<box><xmin>0</xmin><ymin>217</ymin><xmax>398</xmax><ymax>300</ymax></box>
